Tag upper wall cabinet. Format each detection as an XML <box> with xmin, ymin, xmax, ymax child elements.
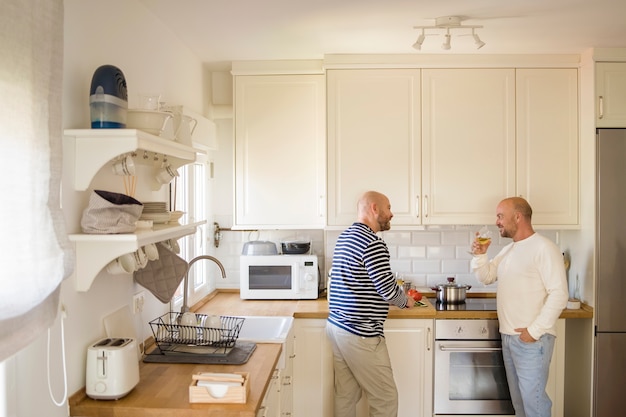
<box><xmin>327</xmin><ymin>69</ymin><xmax>423</xmax><ymax>226</ymax></box>
<box><xmin>327</xmin><ymin>68</ymin><xmax>516</xmax><ymax>226</ymax></box>
<box><xmin>596</xmin><ymin>62</ymin><xmax>626</xmax><ymax>127</ymax></box>
<box><xmin>327</xmin><ymin>67</ymin><xmax>579</xmax><ymax>227</ymax></box>
<box><xmin>234</xmin><ymin>74</ymin><xmax>326</xmax><ymax>229</ymax></box>
<box><xmin>516</xmin><ymin>69</ymin><xmax>579</xmax><ymax>226</ymax></box>
<box><xmin>421</xmin><ymin>68</ymin><xmax>516</xmax><ymax>225</ymax></box>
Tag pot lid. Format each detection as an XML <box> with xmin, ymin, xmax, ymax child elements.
<box><xmin>245</xmin><ymin>240</ymin><xmax>274</xmax><ymax>245</ymax></box>
<box><xmin>281</xmin><ymin>239</ymin><xmax>311</xmax><ymax>244</ymax></box>
<box><xmin>434</xmin><ymin>277</ymin><xmax>471</xmax><ymax>288</ymax></box>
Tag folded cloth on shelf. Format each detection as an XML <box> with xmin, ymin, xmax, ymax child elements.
<box><xmin>81</xmin><ymin>190</ymin><xmax>143</xmax><ymax>234</ymax></box>
<box><xmin>134</xmin><ymin>243</ymin><xmax>188</xmax><ymax>303</ymax></box>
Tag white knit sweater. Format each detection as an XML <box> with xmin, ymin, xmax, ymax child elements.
<box><xmin>471</xmin><ymin>233</ymin><xmax>568</xmax><ymax>339</ymax></box>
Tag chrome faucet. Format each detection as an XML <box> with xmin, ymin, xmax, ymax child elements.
<box><xmin>181</xmin><ymin>255</ymin><xmax>227</xmax><ymax>313</ymax></box>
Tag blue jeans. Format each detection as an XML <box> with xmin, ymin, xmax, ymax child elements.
<box><xmin>501</xmin><ymin>333</ymin><xmax>555</xmax><ymax>417</ymax></box>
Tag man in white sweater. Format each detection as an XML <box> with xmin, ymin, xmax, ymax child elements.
<box><xmin>471</xmin><ymin>197</ymin><xmax>568</xmax><ymax>417</ymax></box>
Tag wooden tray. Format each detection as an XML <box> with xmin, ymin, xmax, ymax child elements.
<box><xmin>189</xmin><ymin>372</ymin><xmax>249</xmax><ymax>403</ymax></box>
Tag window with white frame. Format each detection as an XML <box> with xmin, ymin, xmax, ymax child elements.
<box><xmin>170</xmin><ymin>157</ymin><xmax>209</xmax><ymax>310</ymax></box>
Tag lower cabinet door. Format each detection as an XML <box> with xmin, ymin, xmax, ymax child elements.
<box><xmin>257</xmin><ymin>369</ymin><xmax>280</xmax><ymax>417</ymax></box>
<box><xmin>292</xmin><ymin>319</ymin><xmax>334</xmax><ymax>417</ymax></box>
<box><xmin>356</xmin><ymin>320</ymin><xmax>434</xmax><ymax>417</ymax></box>
<box><xmin>293</xmin><ymin>319</ymin><xmax>434</xmax><ymax>417</ymax></box>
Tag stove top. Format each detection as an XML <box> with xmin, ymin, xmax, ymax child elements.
<box><xmin>427</xmin><ymin>297</ymin><xmax>497</xmax><ymax>311</ymax></box>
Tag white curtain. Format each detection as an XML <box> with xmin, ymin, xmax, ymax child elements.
<box><xmin>0</xmin><ymin>0</ymin><xmax>73</xmax><ymax>362</ymax></box>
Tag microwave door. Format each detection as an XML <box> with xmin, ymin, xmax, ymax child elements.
<box><xmin>248</xmin><ymin>265</ymin><xmax>292</xmax><ymax>290</ymax></box>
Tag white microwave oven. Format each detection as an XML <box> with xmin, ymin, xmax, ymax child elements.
<box><xmin>240</xmin><ymin>254</ymin><xmax>319</xmax><ymax>300</ymax></box>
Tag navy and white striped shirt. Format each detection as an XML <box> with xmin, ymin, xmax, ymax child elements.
<box><xmin>327</xmin><ymin>222</ymin><xmax>409</xmax><ymax>337</ymax></box>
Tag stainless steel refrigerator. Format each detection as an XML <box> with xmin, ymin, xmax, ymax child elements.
<box><xmin>595</xmin><ymin>128</ymin><xmax>626</xmax><ymax>416</ymax></box>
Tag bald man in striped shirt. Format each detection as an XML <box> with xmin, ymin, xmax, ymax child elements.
<box><xmin>326</xmin><ymin>191</ymin><xmax>417</xmax><ymax>417</ymax></box>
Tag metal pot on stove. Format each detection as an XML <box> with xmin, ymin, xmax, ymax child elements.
<box><xmin>431</xmin><ymin>277</ymin><xmax>472</xmax><ymax>304</ymax></box>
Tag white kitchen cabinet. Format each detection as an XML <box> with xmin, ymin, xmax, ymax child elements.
<box><xmin>292</xmin><ymin>319</ymin><xmax>334</xmax><ymax>417</ymax></box>
<box><xmin>516</xmin><ymin>69</ymin><xmax>579</xmax><ymax>226</ymax></box>
<box><xmin>596</xmin><ymin>62</ymin><xmax>626</xmax><ymax>127</ymax></box>
<box><xmin>257</xmin><ymin>369</ymin><xmax>281</xmax><ymax>417</ymax></box>
<box><xmin>63</xmin><ymin>129</ymin><xmax>206</xmax><ymax>291</ymax></box>
<box><xmin>292</xmin><ymin>318</ymin><xmax>434</xmax><ymax>417</ymax></box>
<box><xmin>421</xmin><ymin>69</ymin><xmax>516</xmax><ymax>225</ymax></box>
<box><xmin>327</xmin><ymin>67</ymin><xmax>579</xmax><ymax>227</ymax></box>
<box><xmin>253</xmin><ymin>319</ymin><xmax>294</xmax><ymax>417</ymax></box>
<box><xmin>356</xmin><ymin>319</ymin><xmax>434</xmax><ymax>417</ymax></box>
<box><xmin>327</xmin><ymin>69</ymin><xmax>422</xmax><ymax>226</ymax></box>
<box><xmin>280</xmin><ymin>326</ymin><xmax>295</xmax><ymax>416</ymax></box>
<box><xmin>327</xmin><ymin>68</ymin><xmax>515</xmax><ymax>226</ymax></box>
<box><xmin>234</xmin><ymin>74</ymin><xmax>326</xmax><ymax>228</ymax></box>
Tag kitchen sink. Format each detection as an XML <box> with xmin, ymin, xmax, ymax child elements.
<box><xmin>235</xmin><ymin>316</ymin><xmax>294</xmax><ymax>343</ymax></box>
<box><xmin>235</xmin><ymin>316</ymin><xmax>294</xmax><ymax>369</ymax></box>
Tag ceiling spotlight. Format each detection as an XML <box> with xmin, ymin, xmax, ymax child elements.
<box><xmin>412</xmin><ymin>16</ymin><xmax>484</xmax><ymax>51</ymax></box>
<box><xmin>412</xmin><ymin>29</ymin><xmax>425</xmax><ymax>50</ymax></box>
<box><xmin>472</xmin><ymin>28</ymin><xmax>485</xmax><ymax>49</ymax></box>
<box><xmin>442</xmin><ymin>29</ymin><xmax>451</xmax><ymax>50</ymax></box>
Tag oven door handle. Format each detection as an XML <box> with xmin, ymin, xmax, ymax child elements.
<box><xmin>439</xmin><ymin>345</ymin><xmax>502</xmax><ymax>352</ymax></box>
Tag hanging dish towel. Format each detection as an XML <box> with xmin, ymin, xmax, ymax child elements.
<box><xmin>134</xmin><ymin>243</ymin><xmax>188</xmax><ymax>303</ymax></box>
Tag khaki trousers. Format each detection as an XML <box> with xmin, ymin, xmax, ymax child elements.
<box><xmin>326</xmin><ymin>322</ymin><xmax>398</xmax><ymax>417</ymax></box>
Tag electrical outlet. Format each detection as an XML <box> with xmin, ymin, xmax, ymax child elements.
<box><xmin>133</xmin><ymin>291</ymin><xmax>145</xmax><ymax>314</ymax></box>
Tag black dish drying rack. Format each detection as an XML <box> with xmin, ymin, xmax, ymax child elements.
<box><xmin>149</xmin><ymin>312</ymin><xmax>245</xmax><ymax>355</ymax></box>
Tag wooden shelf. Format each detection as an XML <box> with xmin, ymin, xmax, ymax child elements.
<box><xmin>69</xmin><ymin>221</ymin><xmax>205</xmax><ymax>292</ymax></box>
<box><xmin>64</xmin><ymin>129</ymin><xmax>202</xmax><ymax>191</ymax></box>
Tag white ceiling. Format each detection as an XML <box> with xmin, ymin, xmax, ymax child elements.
<box><xmin>140</xmin><ymin>0</ymin><xmax>626</xmax><ymax>64</ymax></box>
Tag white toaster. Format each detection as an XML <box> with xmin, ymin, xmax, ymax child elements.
<box><xmin>86</xmin><ymin>338</ymin><xmax>140</xmax><ymax>400</ymax></box>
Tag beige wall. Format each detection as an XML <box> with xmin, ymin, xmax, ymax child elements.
<box><xmin>4</xmin><ymin>2</ymin><xmax>207</xmax><ymax>416</ymax></box>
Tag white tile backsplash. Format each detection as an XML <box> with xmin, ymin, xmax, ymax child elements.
<box><xmin>215</xmin><ymin>225</ymin><xmax>557</xmax><ymax>293</ymax></box>
<box><xmin>214</xmin><ymin>229</ymin><xmax>326</xmax><ymax>289</ymax></box>
<box><xmin>324</xmin><ymin>225</ymin><xmax>559</xmax><ymax>292</ymax></box>
<box><xmin>442</xmin><ymin>230</ymin><xmax>473</xmax><ymax>245</ymax></box>
<box><xmin>426</xmin><ymin>245</ymin><xmax>456</xmax><ymax>259</ymax></box>
<box><xmin>397</xmin><ymin>245</ymin><xmax>426</xmax><ymax>258</ymax></box>
<box><xmin>411</xmin><ymin>259</ymin><xmax>442</xmax><ymax>273</ymax></box>
<box><xmin>442</xmin><ymin>259</ymin><xmax>470</xmax><ymax>273</ymax></box>
<box><xmin>382</xmin><ymin>231</ymin><xmax>413</xmax><ymax>245</ymax></box>
<box><xmin>410</xmin><ymin>231</ymin><xmax>441</xmax><ymax>245</ymax></box>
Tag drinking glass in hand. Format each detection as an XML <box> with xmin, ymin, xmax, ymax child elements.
<box><xmin>469</xmin><ymin>226</ymin><xmax>492</xmax><ymax>255</ymax></box>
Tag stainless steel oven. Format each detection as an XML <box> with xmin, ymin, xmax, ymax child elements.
<box><xmin>433</xmin><ymin>318</ymin><xmax>515</xmax><ymax>416</ymax></box>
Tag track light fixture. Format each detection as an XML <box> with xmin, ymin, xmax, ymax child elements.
<box><xmin>412</xmin><ymin>16</ymin><xmax>485</xmax><ymax>51</ymax></box>
<box><xmin>412</xmin><ymin>29</ymin><xmax>425</xmax><ymax>50</ymax></box>
<box><xmin>472</xmin><ymin>28</ymin><xmax>485</xmax><ymax>49</ymax></box>
<box><xmin>442</xmin><ymin>29</ymin><xmax>451</xmax><ymax>50</ymax></box>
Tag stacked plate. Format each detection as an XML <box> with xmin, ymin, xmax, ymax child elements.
<box><xmin>140</xmin><ymin>201</ymin><xmax>171</xmax><ymax>224</ymax></box>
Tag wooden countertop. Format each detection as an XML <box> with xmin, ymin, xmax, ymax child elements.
<box><xmin>69</xmin><ymin>291</ymin><xmax>592</xmax><ymax>416</ymax></box>
<box><xmin>199</xmin><ymin>291</ymin><xmax>594</xmax><ymax>320</ymax></box>
<box><xmin>69</xmin><ymin>343</ymin><xmax>281</xmax><ymax>417</ymax></box>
